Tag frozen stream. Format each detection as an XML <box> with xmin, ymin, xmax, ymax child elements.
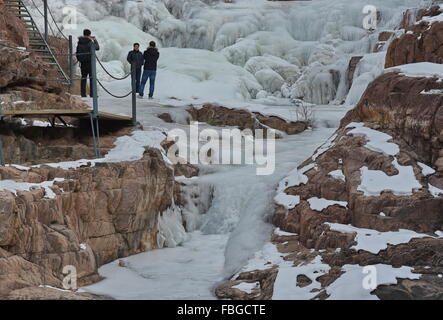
<box><xmin>81</xmin><ymin>95</ymin><xmax>349</xmax><ymax>299</ymax></box>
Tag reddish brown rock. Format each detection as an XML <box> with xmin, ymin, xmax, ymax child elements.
<box><xmin>188</xmin><ymin>104</ymin><xmax>307</xmax><ymax>135</ymax></box>
<box><xmin>0</xmin><ymin>2</ymin><xmax>86</xmax><ymax>111</ymax></box>
<box><xmin>0</xmin><ymin>123</ymin><xmax>184</xmax><ymax>299</ymax></box>
<box><xmin>343</xmin><ymin>72</ymin><xmax>443</xmax><ymax>165</ymax></box>
<box><xmin>386</xmin><ymin>6</ymin><xmax>443</xmax><ymax>68</ymax></box>
<box><xmin>216</xmin><ymin>72</ymin><xmax>443</xmax><ymax>300</ymax></box>
<box><xmin>347</xmin><ymin>56</ymin><xmax>363</xmax><ymax>88</ymax></box>
<box><xmin>0</xmin><ymin>0</ymin><xmax>29</xmax><ymax>47</ymax></box>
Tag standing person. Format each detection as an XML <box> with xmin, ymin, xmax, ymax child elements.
<box><xmin>76</xmin><ymin>29</ymin><xmax>100</xmax><ymax>98</ymax></box>
<box><xmin>139</xmin><ymin>41</ymin><xmax>160</xmax><ymax>99</ymax></box>
<box><xmin>127</xmin><ymin>43</ymin><xmax>144</xmax><ymax>93</ymax></box>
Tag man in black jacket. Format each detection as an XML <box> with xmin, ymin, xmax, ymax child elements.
<box><xmin>127</xmin><ymin>43</ymin><xmax>144</xmax><ymax>93</ymax></box>
<box><xmin>76</xmin><ymin>29</ymin><xmax>100</xmax><ymax>98</ymax></box>
<box><xmin>139</xmin><ymin>41</ymin><xmax>160</xmax><ymax>99</ymax></box>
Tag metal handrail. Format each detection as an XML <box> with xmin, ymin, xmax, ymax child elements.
<box><xmin>7</xmin><ymin>0</ymin><xmax>70</xmax><ymax>84</ymax></box>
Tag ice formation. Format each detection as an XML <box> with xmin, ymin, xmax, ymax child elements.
<box><xmin>24</xmin><ymin>0</ymin><xmax>423</xmax><ymax>104</ymax></box>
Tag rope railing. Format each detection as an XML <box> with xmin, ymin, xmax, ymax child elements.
<box><xmin>46</xmin><ymin>2</ymin><xmax>68</xmax><ymax>40</ymax></box>
<box><xmin>97</xmin><ymin>79</ymin><xmax>135</xmax><ymax>99</ymax></box>
<box><xmin>96</xmin><ymin>56</ymin><xmax>133</xmax><ymax>81</ymax></box>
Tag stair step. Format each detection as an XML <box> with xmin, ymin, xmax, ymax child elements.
<box><xmin>32</xmin><ymin>49</ymin><xmax>50</xmax><ymax>53</ymax></box>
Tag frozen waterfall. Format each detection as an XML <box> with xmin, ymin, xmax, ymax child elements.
<box><xmin>24</xmin><ymin>0</ymin><xmax>423</xmax><ymax>105</ymax></box>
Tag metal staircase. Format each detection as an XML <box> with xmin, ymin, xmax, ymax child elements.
<box><xmin>4</xmin><ymin>0</ymin><xmax>70</xmax><ymax>85</ymax></box>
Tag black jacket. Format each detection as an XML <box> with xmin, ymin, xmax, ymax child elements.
<box><xmin>76</xmin><ymin>36</ymin><xmax>100</xmax><ymax>63</ymax></box>
<box><xmin>127</xmin><ymin>50</ymin><xmax>144</xmax><ymax>69</ymax></box>
<box><xmin>143</xmin><ymin>48</ymin><xmax>160</xmax><ymax>71</ymax></box>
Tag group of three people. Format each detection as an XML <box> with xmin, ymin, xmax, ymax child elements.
<box><xmin>76</xmin><ymin>29</ymin><xmax>160</xmax><ymax>99</ymax></box>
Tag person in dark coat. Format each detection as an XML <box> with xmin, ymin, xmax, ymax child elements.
<box><xmin>139</xmin><ymin>41</ymin><xmax>160</xmax><ymax>99</ymax></box>
<box><xmin>76</xmin><ymin>29</ymin><xmax>100</xmax><ymax>98</ymax></box>
<box><xmin>127</xmin><ymin>43</ymin><xmax>144</xmax><ymax>93</ymax></box>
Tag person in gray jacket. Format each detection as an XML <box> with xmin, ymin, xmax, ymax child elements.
<box><xmin>127</xmin><ymin>43</ymin><xmax>144</xmax><ymax>93</ymax></box>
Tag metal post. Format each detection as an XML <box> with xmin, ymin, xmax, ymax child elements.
<box><xmin>90</xmin><ymin>44</ymin><xmax>99</xmax><ymax>117</ymax></box>
<box><xmin>89</xmin><ymin>113</ymin><xmax>100</xmax><ymax>159</ymax></box>
<box><xmin>131</xmin><ymin>63</ymin><xmax>137</xmax><ymax>126</ymax></box>
<box><xmin>0</xmin><ymin>103</ymin><xmax>3</xmax><ymax>166</ymax></box>
<box><xmin>0</xmin><ymin>139</ymin><xmax>5</xmax><ymax>166</ymax></box>
<box><xmin>68</xmin><ymin>35</ymin><xmax>74</xmax><ymax>93</ymax></box>
<box><xmin>43</xmin><ymin>0</ymin><xmax>49</xmax><ymax>42</ymax></box>
<box><xmin>95</xmin><ymin>118</ymin><xmax>101</xmax><ymax>158</ymax></box>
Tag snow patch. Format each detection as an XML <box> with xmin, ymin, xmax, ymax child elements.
<box><xmin>232</xmin><ymin>282</ymin><xmax>259</xmax><ymax>294</ymax></box>
<box><xmin>312</xmin><ymin>134</ymin><xmax>337</xmax><ymax>160</ymax></box>
<box><xmin>33</xmin><ymin>130</ymin><xmax>168</xmax><ymax>170</ymax></box>
<box><xmin>0</xmin><ymin>178</ymin><xmax>65</xmax><ymax>199</ymax></box>
<box><xmin>273</xmin><ymin>255</ymin><xmax>331</xmax><ymax>300</ymax></box>
<box><xmin>307</xmin><ymin>197</ymin><xmax>348</xmax><ymax>212</ymax></box>
<box><xmin>326</xmin><ymin>223</ymin><xmax>433</xmax><ymax>254</ymax></box>
<box><xmin>358</xmin><ymin>159</ymin><xmax>422</xmax><ymax>196</ymax></box>
<box><xmin>429</xmin><ymin>184</ymin><xmax>443</xmax><ymax>198</ymax></box>
<box><xmin>346</xmin><ymin>122</ymin><xmax>399</xmax><ymax>156</ymax></box>
<box><xmin>385</xmin><ymin>62</ymin><xmax>443</xmax><ymax>80</ymax></box>
<box><xmin>274</xmin><ymin>193</ymin><xmax>300</xmax><ymax>210</ymax></box>
<box><xmin>326</xmin><ymin>264</ymin><xmax>420</xmax><ymax>300</ymax></box>
<box><xmin>328</xmin><ymin>169</ymin><xmax>345</xmax><ymax>182</ymax></box>
<box><xmin>274</xmin><ymin>228</ymin><xmax>298</xmax><ymax>237</ymax></box>
<box><xmin>418</xmin><ymin>162</ymin><xmax>436</xmax><ymax>176</ymax></box>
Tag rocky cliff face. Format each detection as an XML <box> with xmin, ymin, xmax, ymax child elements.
<box><xmin>0</xmin><ymin>0</ymin><xmax>86</xmax><ymax>111</ymax></box>
<box><xmin>386</xmin><ymin>5</ymin><xmax>443</xmax><ymax>68</ymax></box>
<box><xmin>217</xmin><ymin>4</ymin><xmax>443</xmax><ymax>300</ymax></box>
<box><xmin>0</xmin><ymin>124</ymin><xmax>185</xmax><ymax>299</ymax></box>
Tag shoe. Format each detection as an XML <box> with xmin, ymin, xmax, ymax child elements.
<box><xmin>148</xmin><ymin>96</ymin><xmax>153</xmax><ymax>100</ymax></box>
<box><xmin>138</xmin><ymin>95</ymin><xmax>144</xmax><ymax>99</ymax></box>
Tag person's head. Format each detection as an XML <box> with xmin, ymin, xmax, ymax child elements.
<box><xmin>83</xmin><ymin>29</ymin><xmax>92</xmax><ymax>37</ymax></box>
<box><xmin>133</xmin><ymin>43</ymin><xmax>140</xmax><ymax>51</ymax></box>
<box><xmin>149</xmin><ymin>41</ymin><xmax>156</xmax><ymax>48</ymax></box>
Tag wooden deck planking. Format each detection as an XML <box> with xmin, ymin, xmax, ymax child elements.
<box><xmin>0</xmin><ymin>109</ymin><xmax>133</xmax><ymax>122</ymax></box>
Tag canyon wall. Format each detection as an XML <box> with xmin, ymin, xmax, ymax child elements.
<box><xmin>217</xmin><ymin>4</ymin><xmax>443</xmax><ymax>300</ymax></box>
<box><xmin>0</xmin><ymin>124</ymin><xmax>186</xmax><ymax>300</ymax></box>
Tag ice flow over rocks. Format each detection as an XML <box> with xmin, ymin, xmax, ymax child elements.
<box><xmin>26</xmin><ymin>0</ymin><xmax>422</xmax><ymax>105</ymax></box>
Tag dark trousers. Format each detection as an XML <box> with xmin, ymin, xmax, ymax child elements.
<box><xmin>134</xmin><ymin>67</ymin><xmax>142</xmax><ymax>93</ymax></box>
<box><xmin>80</xmin><ymin>62</ymin><xmax>93</xmax><ymax>97</ymax></box>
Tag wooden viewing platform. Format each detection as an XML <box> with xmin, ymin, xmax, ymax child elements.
<box><xmin>1</xmin><ymin>109</ymin><xmax>133</xmax><ymax>123</ymax></box>
<box><xmin>0</xmin><ymin>0</ymin><xmax>138</xmax><ymax>164</ymax></box>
